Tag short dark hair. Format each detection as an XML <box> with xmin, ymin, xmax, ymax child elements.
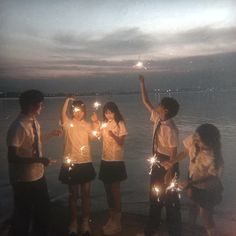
<box><xmin>160</xmin><ymin>97</ymin><xmax>179</xmax><ymax>119</ymax></box>
<box><xmin>19</xmin><ymin>90</ymin><xmax>44</xmax><ymax>113</ymax></box>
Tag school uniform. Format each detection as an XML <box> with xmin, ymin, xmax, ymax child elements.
<box><xmin>183</xmin><ymin>135</ymin><xmax>223</xmax><ymax>209</ymax></box>
<box><xmin>59</xmin><ymin>119</ymin><xmax>96</xmax><ymax>184</ymax></box>
<box><xmin>99</xmin><ymin>120</ymin><xmax>128</xmax><ymax>183</ymax></box>
<box><xmin>7</xmin><ymin>114</ymin><xmax>50</xmax><ymax>236</ymax></box>
<box><xmin>144</xmin><ymin>110</ymin><xmax>181</xmax><ymax>236</ymax></box>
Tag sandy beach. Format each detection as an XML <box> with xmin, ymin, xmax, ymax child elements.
<box><xmin>0</xmin><ymin>199</ymin><xmax>234</xmax><ymax>236</ymax></box>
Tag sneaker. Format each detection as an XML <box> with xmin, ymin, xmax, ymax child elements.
<box><xmin>81</xmin><ymin>219</ymin><xmax>92</xmax><ymax>236</ymax></box>
<box><xmin>68</xmin><ymin>221</ymin><xmax>78</xmax><ymax>236</ymax></box>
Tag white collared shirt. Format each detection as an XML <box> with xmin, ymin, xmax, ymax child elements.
<box><xmin>102</xmin><ymin>120</ymin><xmax>128</xmax><ymax>161</ymax></box>
<box><xmin>183</xmin><ymin>134</ymin><xmax>221</xmax><ymax>189</ymax></box>
<box><xmin>7</xmin><ymin>114</ymin><xmax>44</xmax><ymax>183</ymax></box>
<box><xmin>62</xmin><ymin>119</ymin><xmax>92</xmax><ymax>164</ymax></box>
<box><xmin>150</xmin><ymin>110</ymin><xmax>178</xmax><ymax>156</ymax></box>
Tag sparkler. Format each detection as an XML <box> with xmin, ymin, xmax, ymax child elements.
<box><xmin>92</xmin><ymin>130</ymin><xmax>101</xmax><ymax>140</ymax></box>
<box><xmin>165</xmin><ymin>173</ymin><xmax>182</xmax><ymax>199</ymax></box>
<box><xmin>69</xmin><ymin>123</ymin><xmax>74</xmax><ymax>128</ymax></box>
<box><xmin>133</xmin><ymin>61</ymin><xmax>147</xmax><ymax>70</ymax></box>
<box><xmin>93</xmin><ymin>101</ymin><xmax>101</xmax><ymax>110</ymax></box>
<box><xmin>152</xmin><ymin>185</ymin><xmax>161</xmax><ymax>202</ymax></box>
<box><xmin>100</xmin><ymin>122</ymin><xmax>108</xmax><ymax>130</ymax></box>
<box><xmin>64</xmin><ymin>156</ymin><xmax>74</xmax><ymax>172</ymax></box>
<box><xmin>147</xmin><ymin>154</ymin><xmax>161</xmax><ymax>175</ymax></box>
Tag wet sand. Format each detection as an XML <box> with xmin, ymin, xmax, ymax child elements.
<box><xmin>0</xmin><ymin>200</ymin><xmax>234</xmax><ymax>236</ymax></box>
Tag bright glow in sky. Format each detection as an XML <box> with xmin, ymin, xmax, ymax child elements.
<box><xmin>0</xmin><ymin>0</ymin><xmax>236</xmax><ymax>80</ymax></box>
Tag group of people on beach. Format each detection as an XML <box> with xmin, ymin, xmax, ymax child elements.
<box><xmin>6</xmin><ymin>75</ymin><xmax>224</xmax><ymax>236</ymax></box>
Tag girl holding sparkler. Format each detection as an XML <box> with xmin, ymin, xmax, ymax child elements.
<box><xmin>59</xmin><ymin>96</ymin><xmax>98</xmax><ymax>236</ymax></box>
<box><xmin>137</xmin><ymin>75</ymin><xmax>181</xmax><ymax>236</ymax></box>
<box><xmin>96</xmin><ymin>102</ymin><xmax>128</xmax><ymax>235</ymax></box>
<box><xmin>164</xmin><ymin>124</ymin><xmax>224</xmax><ymax>236</ymax></box>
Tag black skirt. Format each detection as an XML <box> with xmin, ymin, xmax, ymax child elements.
<box><xmin>190</xmin><ymin>186</ymin><xmax>223</xmax><ymax>209</ymax></box>
<box><xmin>99</xmin><ymin>160</ymin><xmax>127</xmax><ymax>183</ymax></box>
<box><xmin>59</xmin><ymin>162</ymin><xmax>96</xmax><ymax>184</ymax></box>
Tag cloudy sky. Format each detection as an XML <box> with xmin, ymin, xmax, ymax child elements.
<box><xmin>0</xmin><ymin>0</ymin><xmax>236</xmax><ymax>90</ymax></box>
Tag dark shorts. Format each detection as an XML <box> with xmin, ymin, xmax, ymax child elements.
<box><xmin>190</xmin><ymin>186</ymin><xmax>223</xmax><ymax>209</ymax></box>
<box><xmin>59</xmin><ymin>162</ymin><xmax>96</xmax><ymax>185</ymax></box>
<box><xmin>99</xmin><ymin>160</ymin><xmax>127</xmax><ymax>183</ymax></box>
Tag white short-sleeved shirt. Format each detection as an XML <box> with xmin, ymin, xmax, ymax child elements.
<box><xmin>150</xmin><ymin>110</ymin><xmax>178</xmax><ymax>156</ymax></box>
<box><xmin>7</xmin><ymin>114</ymin><xmax>44</xmax><ymax>183</ymax></box>
<box><xmin>183</xmin><ymin>134</ymin><xmax>221</xmax><ymax>189</ymax></box>
<box><xmin>102</xmin><ymin>120</ymin><xmax>128</xmax><ymax>161</ymax></box>
<box><xmin>62</xmin><ymin>119</ymin><xmax>92</xmax><ymax>164</ymax></box>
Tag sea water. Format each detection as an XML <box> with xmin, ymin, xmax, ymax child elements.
<box><xmin>0</xmin><ymin>91</ymin><xmax>236</xmax><ymax>227</ymax></box>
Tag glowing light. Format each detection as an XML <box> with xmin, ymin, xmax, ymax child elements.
<box><xmin>92</xmin><ymin>130</ymin><xmax>101</xmax><ymax>140</ymax></box>
<box><xmin>70</xmin><ymin>123</ymin><xmax>74</xmax><ymax>128</ymax></box>
<box><xmin>73</xmin><ymin>107</ymin><xmax>80</xmax><ymax>112</ymax></box>
<box><xmin>165</xmin><ymin>173</ymin><xmax>182</xmax><ymax>199</ymax></box>
<box><xmin>100</xmin><ymin>122</ymin><xmax>108</xmax><ymax>129</ymax></box>
<box><xmin>93</xmin><ymin>101</ymin><xmax>101</xmax><ymax>110</ymax></box>
<box><xmin>80</xmin><ymin>145</ymin><xmax>86</xmax><ymax>155</ymax></box>
<box><xmin>133</xmin><ymin>61</ymin><xmax>147</xmax><ymax>70</ymax></box>
<box><xmin>152</xmin><ymin>185</ymin><xmax>161</xmax><ymax>202</ymax></box>
<box><xmin>147</xmin><ymin>154</ymin><xmax>161</xmax><ymax>175</ymax></box>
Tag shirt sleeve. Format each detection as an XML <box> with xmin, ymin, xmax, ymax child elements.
<box><xmin>118</xmin><ymin>121</ymin><xmax>128</xmax><ymax>137</ymax></box>
<box><xmin>150</xmin><ymin>110</ymin><xmax>159</xmax><ymax>124</ymax></box>
<box><xmin>7</xmin><ymin>124</ymin><xmax>25</xmax><ymax>147</ymax></box>
<box><xmin>167</xmin><ymin>127</ymin><xmax>178</xmax><ymax>148</ymax></box>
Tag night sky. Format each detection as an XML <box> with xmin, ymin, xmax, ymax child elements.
<box><xmin>0</xmin><ymin>0</ymin><xmax>236</xmax><ymax>92</ymax></box>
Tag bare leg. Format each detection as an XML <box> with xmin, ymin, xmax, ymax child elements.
<box><xmin>188</xmin><ymin>202</ymin><xmax>199</xmax><ymax>226</ymax></box>
<box><xmin>81</xmin><ymin>182</ymin><xmax>91</xmax><ymax>219</ymax></box>
<box><xmin>68</xmin><ymin>184</ymin><xmax>79</xmax><ymax>224</ymax></box>
<box><xmin>200</xmin><ymin>207</ymin><xmax>217</xmax><ymax>236</ymax></box>
<box><xmin>111</xmin><ymin>182</ymin><xmax>121</xmax><ymax>213</ymax></box>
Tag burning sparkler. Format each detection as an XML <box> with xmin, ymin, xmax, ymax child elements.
<box><xmin>93</xmin><ymin>101</ymin><xmax>101</xmax><ymax>110</ymax></box>
<box><xmin>147</xmin><ymin>154</ymin><xmax>161</xmax><ymax>175</ymax></box>
<box><xmin>133</xmin><ymin>61</ymin><xmax>147</xmax><ymax>70</ymax></box>
<box><xmin>65</xmin><ymin>156</ymin><xmax>74</xmax><ymax>172</ymax></box>
<box><xmin>152</xmin><ymin>185</ymin><xmax>161</xmax><ymax>202</ymax></box>
<box><xmin>165</xmin><ymin>173</ymin><xmax>182</xmax><ymax>199</ymax></box>
<box><xmin>92</xmin><ymin>130</ymin><xmax>101</xmax><ymax>140</ymax></box>
<box><xmin>100</xmin><ymin>122</ymin><xmax>108</xmax><ymax>130</ymax></box>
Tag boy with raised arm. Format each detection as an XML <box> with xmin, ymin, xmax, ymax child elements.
<box><xmin>137</xmin><ymin>75</ymin><xmax>182</xmax><ymax>236</ymax></box>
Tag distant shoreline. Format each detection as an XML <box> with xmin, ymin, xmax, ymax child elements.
<box><xmin>1</xmin><ymin>87</ymin><xmax>236</xmax><ymax>99</ymax></box>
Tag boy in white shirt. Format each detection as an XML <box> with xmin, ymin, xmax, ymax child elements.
<box><xmin>7</xmin><ymin>90</ymin><xmax>59</xmax><ymax>236</ymax></box>
<box><xmin>137</xmin><ymin>75</ymin><xmax>182</xmax><ymax>236</ymax></box>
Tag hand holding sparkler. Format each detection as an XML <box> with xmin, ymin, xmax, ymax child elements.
<box><xmin>93</xmin><ymin>101</ymin><xmax>101</xmax><ymax>110</ymax></box>
<box><xmin>147</xmin><ymin>154</ymin><xmax>161</xmax><ymax>175</ymax></box>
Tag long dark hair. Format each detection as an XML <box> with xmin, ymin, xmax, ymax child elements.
<box><xmin>103</xmin><ymin>102</ymin><xmax>124</xmax><ymax>124</ymax></box>
<box><xmin>196</xmin><ymin>123</ymin><xmax>223</xmax><ymax>170</ymax></box>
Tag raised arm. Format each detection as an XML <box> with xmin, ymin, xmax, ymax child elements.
<box><xmin>138</xmin><ymin>75</ymin><xmax>154</xmax><ymax>114</ymax></box>
<box><xmin>61</xmin><ymin>96</ymin><xmax>75</xmax><ymax>125</ymax></box>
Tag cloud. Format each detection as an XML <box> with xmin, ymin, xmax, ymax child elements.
<box><xmin>52</xmin><ymin>26</ymin><xmax>236</xmax><ymax>59</ymax></box>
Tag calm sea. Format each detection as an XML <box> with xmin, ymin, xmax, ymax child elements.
<box><xmin>1</xmin><ymin>91</ymin><xmax>236</xmax><ymax>228</ymax></box>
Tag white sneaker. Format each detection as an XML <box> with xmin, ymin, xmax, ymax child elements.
<box><xmin>68</xmin><ymin>221</ymin><xmax>78</xmax><ymax>235</ymax></box>
<box><xmin>103</xmin><ymin>213</ymin><xmax>122</xmax><ymax>235</ymax></box>
<box><xmin>81</xmin><ymin>218</ymin><xmax>92</xmax><ymax>235</ymax></box>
